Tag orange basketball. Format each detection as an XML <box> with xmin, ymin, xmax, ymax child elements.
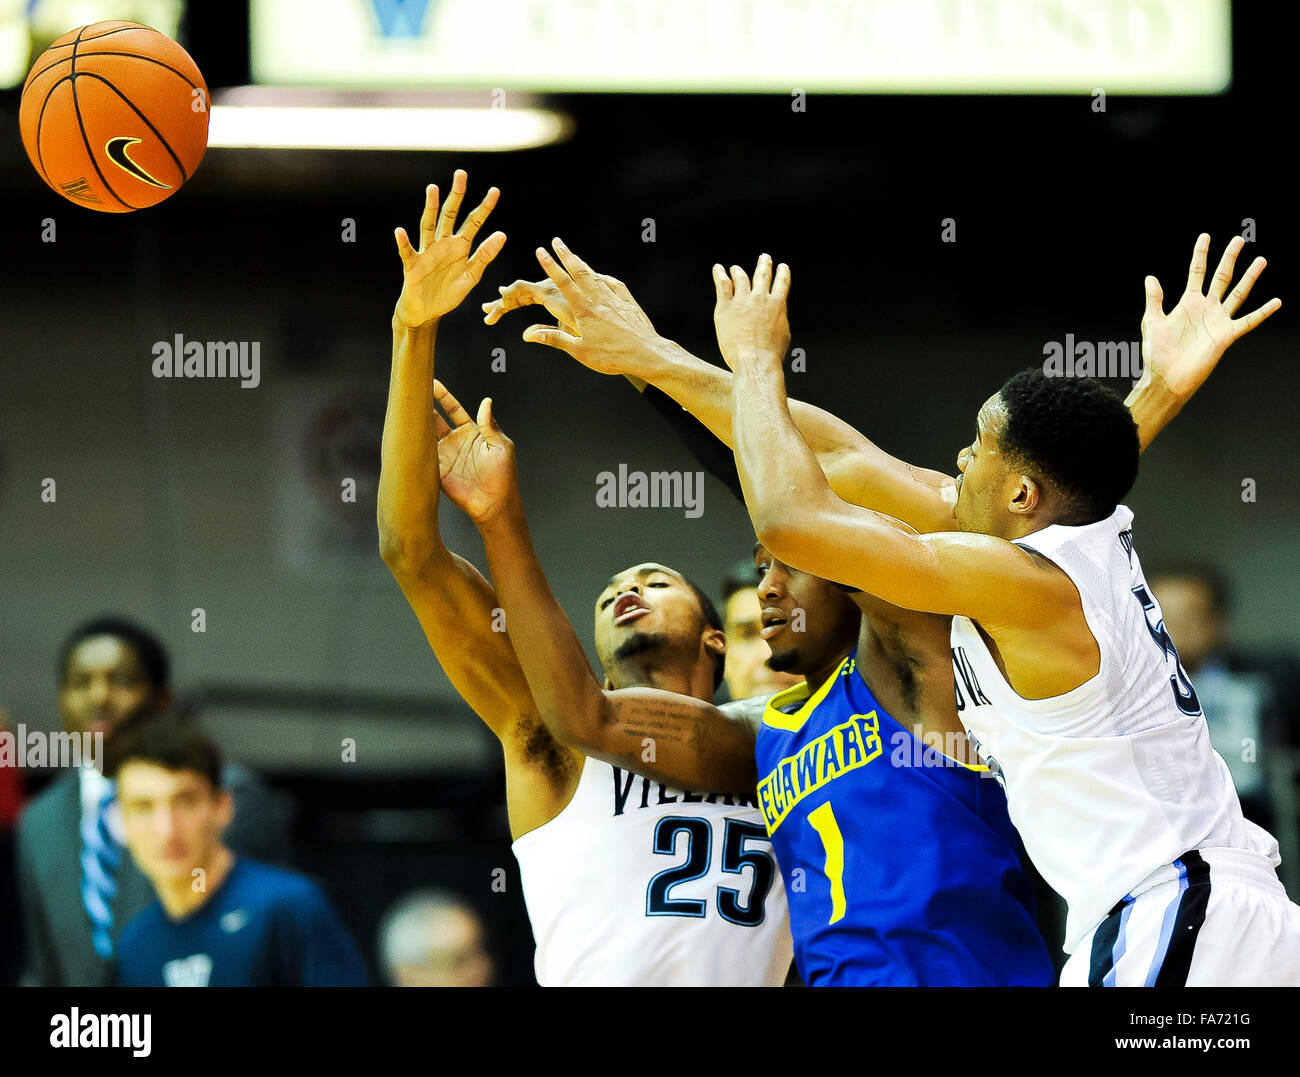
<box><xmin>19</xmin><ymin>21</ymin><xmax>209</xmax><ymax>213</ymax></box>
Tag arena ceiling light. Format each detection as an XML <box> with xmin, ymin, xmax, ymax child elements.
<box><xmin>207</xmin><ymin>88</ymin><xmax>572</xmax><ymax>151</ymax></box>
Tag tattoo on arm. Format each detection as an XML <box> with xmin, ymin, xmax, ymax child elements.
<box><xmin>608</xmin><ymin>701</ymin><xmax>707</xmax><ymax>752</ymax></box>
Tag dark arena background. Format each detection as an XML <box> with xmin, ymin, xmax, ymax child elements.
<box><xmin>1</xmin><ymin>0</ymin><xmax>1298</xmax><ymax>1052</ymax></box>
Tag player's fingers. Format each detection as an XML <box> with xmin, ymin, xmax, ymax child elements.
<box><xmin>436</xmin><ymin>169</ymin><xmax>468</xmax><ymax>241</ymax></box>
<box><xmin>1230</xmin><ymin>296</ymin><xmax>1282</xmax><ymax>340</ymax></box>
<box><xmin>535</xmin><ymin>247</ymin><xmax>586</xmax><ymax>312</ymax></box>
<box><xmin>466</xmin><ymin>231</ymin><xmax>508</xmax><ymax>282</ymax></box>
<box><xmin>1208</xmin><ymin>235</ymin><xmax>1245</xmax><ymax>301</ymax></box>
<box><xmin>459</xmin><ymin>186</ymin><xmax>500</xmax><ymax>245</ymax></box>
<box><xmin>1222</xmin><ymin>256</ymin><xmax>1265</xmax><ymax>317</ymax></box>
<box><xmin>484</xmin><ymin>280</ymin><xmax>558</xmax><ymax>324</ymax></box>
<box><xmin>550</xmin><ymin>238</ymin><xmax>601</xmax><ymax>292</ymax></box>
<box><xmin>772</xmin><ymin>262</ymin><xmax>792</xmax><ymax>300</ymax></box>
<box><xmin>522</xmin><ymin>323</ymin><xmax>583</xmax><ymax>354</ymax></box>
<box><xmin>729</xmin><ymin>264</ymin><xmax>751</xmax><ymax>296</ymax></box>
<box><xmin>418</xmin><ymin>183</ymin><xmax>440</xmax><ymax>248</ymax></box>
<box><xmin>478</xmin><ymin>396</ymin><xmax>506</xmax><ymax>435</ymax></box>
<box><xmin>1185</xmin><ymin>232</ymin><xmax>1211</xmax><ymax>294</ymax></box>
<box><xmin>432</xmin><ymin>408</ymin><xmax>453</xmax><ymax>439</ymax></box>
<box><xmin>752</xmin><ymin>253</ymin><xmax>773</xmax><ymax>294</ymax></box>
<box><xmin>394</xmin><ymin>227</ymin><xmax>416</xmax><ymax>267</ymax></box>
<box><xmin>485</xmin><ymin>284</ymin><xmax>561</xmax><ymax>326</ymax></box>
<box><xmin>712</xmin><ymin>263</ymin><xmax>733</xmax><ymax>301</ymax></box>
<box><xmin>433</xmin><ymin>379</ymin><xmax>474</xmax><ymax>427</ymax></box>
<box><xmin>1142</xmin><ymin>275</ymin><xmax>1164</xmax><ymax>324</ymax></box>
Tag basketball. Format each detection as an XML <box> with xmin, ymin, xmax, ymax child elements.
<box><xmin>18</xmin><ymin>21</ymin><xmax>209</xmax><ymax>213</ymax></box>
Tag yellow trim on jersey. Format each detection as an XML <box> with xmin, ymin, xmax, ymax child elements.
<box><xmin>763</xmin><ymin>653</ymin><xmax>991</xmax><ymax>781</ymax></box>
<box><xmin>756</xmin><ymin>711</ymin><xmax>883</xmax><ymax>833</ymax></box>
<box><xmin>913</xmin><ymin>733</ymin><xmax>991</xmax><ymax>773</ymax></box>
<box><xmin>762</xmin><ymin>655</ymin><xmax>853</xmax><ymax>731</ymax></box>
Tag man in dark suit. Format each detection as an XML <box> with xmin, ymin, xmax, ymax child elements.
<box><xmin>16</xmin><ymin>616</ymin><xmax>294</xmax><ymax>986</ymax></box>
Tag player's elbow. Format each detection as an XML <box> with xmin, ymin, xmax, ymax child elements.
<box><xmin>549</xmin><ymin>693</ymin><xmax>617</xmax><ymax>754</ymax></box>
<box><xmin>753</xmin><ymin>516</ymin><xmax>815</xmax><ymax>569</ymax></box>
<box><xmin>377</xmin><ymin>527</ymin><xmax>412</xmax><ymax>569</ymax></box>
<box><xmin>378</xmin><ymin>528</ymin><xmax>442</xmax><ymax>575</ymax></box>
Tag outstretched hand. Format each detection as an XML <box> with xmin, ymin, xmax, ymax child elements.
<box><xmin>487</xmin><ymin>239</ymin><xmax>659</xmax><ymax>376</ymax></box>
<box><xmin>394</xmin><ymin>170</ymin><xmax>506</xmax><ymax>328</ymax></box>
<box><xmin>1140</xmin><ymin>233</ymin><xmax>1280</xmax><ymax>401</ymax></box>
<box><xmin>713</xmin><ymin>254</ymin><xmax>791</xmax><ymax>372</ymax></box>
<box><xmin>433</xmin><ymin>381</ymin><xmax>519</xmax><ymax>526</ymax></box>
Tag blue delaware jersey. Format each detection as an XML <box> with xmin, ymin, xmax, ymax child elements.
<box><xmin>115</xmin><ymin>858</ymin><xmax>370</xmax><ymax>987</ymax></box>
<box><xmin>755</xmin><ymin>654</ymin><xmax>1054</xmax><ymax>986</ymax></box>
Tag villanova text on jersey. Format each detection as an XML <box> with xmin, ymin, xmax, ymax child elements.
<box><xmin>753</xmin><ymin>654</ymin><xmax>1054</xmax><ymax>986</ymax></box>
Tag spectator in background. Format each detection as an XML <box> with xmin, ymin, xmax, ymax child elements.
<box><xmin>1151</xmin><ymin>563</ymin><xmax>1300</xmax><ymax>832</ymax></box>
<box><xmin>108</xmin><ymin>716</ymin><xmax>368</xmax><ymax>986</ymax></box>
<box><xmin>0</xmin><ymin>705</ymin><xmax>26</xmax><ymax>986</ymax></box>
<box><xmin>0</xmin><ymin>706</ymin><xmax>21</xmax><ymax>825</ymax></box>
<box><xmin>378</xmin><ymin>889</ymin><xmax>495</xmax><ymax>987</ymax></box>
<box><xmin>16</xmin><ymin>616</ymin><xmax>294</xmax><ymax>986</ymax></box>
<box><xmin>719</xmin><ymin>560</ymin><xmax>803</xmax><ymax>702</ymax></box>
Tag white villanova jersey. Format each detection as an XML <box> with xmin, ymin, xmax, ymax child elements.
<box><xmin>949</xmin><ymin>505</ymin><xmax>1280</xmax><ymax>953</ymax></box>
<box><xmin>512</xmin><ymin>734</ymin><xmax>793</xmax><ymax>986</ymax></box>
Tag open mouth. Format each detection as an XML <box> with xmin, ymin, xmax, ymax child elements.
<box><xmin>613</xmin><ymin>593</ymin><xmax>651</xmax><ymax>626</ymax></box>
<box><xmin>760</xmin><ymin>608</ymin><xmax>788</xmax><ymax>640</ymax></box>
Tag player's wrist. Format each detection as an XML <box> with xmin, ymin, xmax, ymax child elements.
<box><xmin>630</xmin><ymin>334</ymin><xmax>690</xmax><ymax>382</ymax></box>
<box><xmin>392</xmin><ymin>303</ymin><xmax>442</xmax><ymax>332</ymax></box>
<box><xmin>730</xmin><ymin>349</ymin><xmax>784</xmax><ymax>380</ymax></box>
<box><xmin>472</xmin><ymin>490</ymin><xmax>527</xmax><ymax>537</ymax></box>
<box><xmin>1126</xmin><ymin>366</ymin><xmax>1183</xmax><ymax>451</ymax></box>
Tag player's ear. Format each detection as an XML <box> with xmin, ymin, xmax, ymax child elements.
<box><xmin>703</xmin><ymin>627</ymin><xmax>727</xmax><ymax>662</ymax></box>
<box><xmin>1008</xmin><ymin>474</ymin><xmax>1040</xmax><ymax>516</ymax></box>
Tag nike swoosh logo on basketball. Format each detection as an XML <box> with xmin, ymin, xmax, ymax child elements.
<box><xmin>104</xmin><ymin>137</ymin><xmax>172</xmax><ymax>189</ymax></box>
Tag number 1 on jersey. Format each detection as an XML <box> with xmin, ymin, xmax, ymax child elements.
<box><xmin>807</xmin><ymin>801</ymin><xmax>846</xmax><ymax>925</ymax></box>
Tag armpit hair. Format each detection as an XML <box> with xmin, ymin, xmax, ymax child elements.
<box><xmin>510</xmin><ymin>712</ymin><xmax>580</xmax><ymax>779</ymax></box>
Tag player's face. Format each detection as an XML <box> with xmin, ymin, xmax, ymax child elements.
<box><xmin>593</xmin><ymin>563</ymin><xmax>706</xmax><ymax>671</ymax></box>
<box><xmin>116</xmin><ymin>763</ymin><xmax>233</xmax><ymax>887</ymax></box>
<box><xmin>954</xmin><ymin>394</ymin><xmax>1014</xmax><ymax>535</ymax></box>
<box><xmin>722</xmin><ymin>588</ymin><xmax>802</xmax><ymax>700</ymax></box>
<box><xmin>59</xmin><ymin>636</ymin><xmax>161</xmax><ymax>739</ymax></box>
<box><xmin>755</xmin><ymin>544</ymin><xmax>859</xmax><ymax>677</ymax></box>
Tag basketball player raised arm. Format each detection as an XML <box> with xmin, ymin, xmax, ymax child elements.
<box><xmin>483</xmin><ymin>238</ymin><xmax>1234</xmax><ymax>534</ymax></box>
<box><xmin>714</xmin><ymin>239</ymin><xmax>1278</xmax><ymax>698</ymax></box>
<box><xmin>377</xmin><ymin>172</ymin><xmax>584</xmax><ymax>840</ymax></box>
<box><xmin>481</xmin><ymin>241</ymin><xmax>957</xmax><ymax>532</ymax></box>
<box><xmin>426</xmin><ymin>381</ymin><xmax>760</xmax><ymax>797</ymax></box>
